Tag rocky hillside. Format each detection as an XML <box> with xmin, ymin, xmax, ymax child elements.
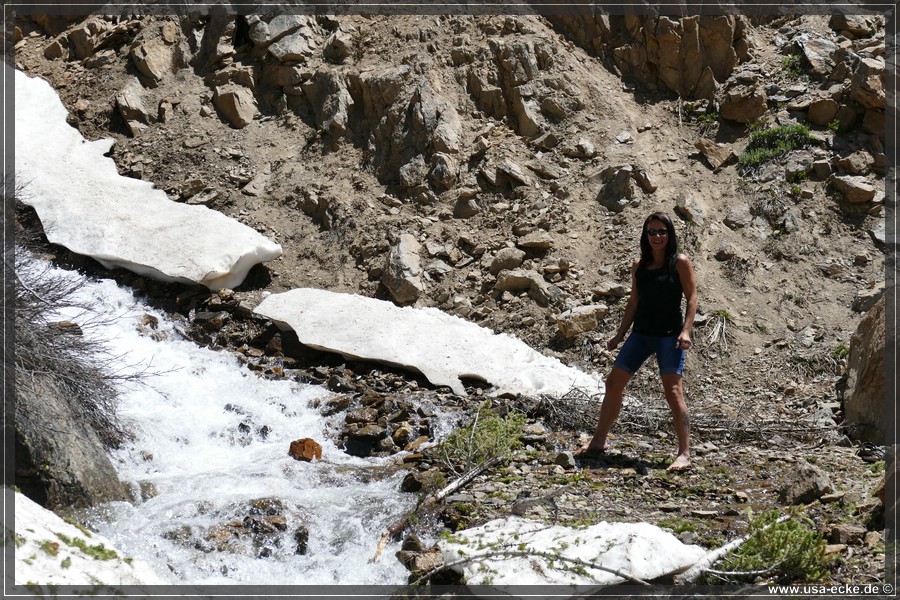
<box><xmin>12</xmin><ymin>10</ymin><xmax>890</xmax><ymax>586</ymax></box>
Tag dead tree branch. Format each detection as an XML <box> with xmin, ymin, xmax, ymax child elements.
<box><xmin>371</xmin><ymin>455</ymin><xmax>503</xmax><ymax>562</ymax></box>
<box><xmin>409</xmin><ymin>548</ymin><xmax>652</xmax><ymax>587</ymax></box>
<box><xmin>674</xmin><ymin>514</ymin><xmax>789</xmax><ymax>584</ymax></box>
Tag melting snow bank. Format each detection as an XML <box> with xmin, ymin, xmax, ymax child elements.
<box><xmin>13</xmin><ymin>68</ymin><xmax>282</xmax><ymax>290</ymax></box>
<box><xmin>439</xmin><ymin>516</ymin><xmax>707</xmax><ymax>586</ymax></box>
<box><xmin>254</xmin><ymin>288</ymin><xmax>604</xmax><ymax>397</ymax></box>
<box><xmin>11</xmin><ymin>491</ymin><xmax>167</xmax><ymax>587</ymax></box>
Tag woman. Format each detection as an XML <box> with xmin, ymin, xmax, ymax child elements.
<box><xmin>577</xmin><ymin>211</ymin><xmax>697</xmax><ymax>471</ymax></box>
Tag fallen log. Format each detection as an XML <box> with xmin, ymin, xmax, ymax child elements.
<box><xmin>371</xmin><ymin>455</ymin><xmax>503</xmax><ymax>562</ymax></box>
<box><xmin>674</xmin><ymin>514</ymin><xmax>789</xmax><ymax>584</ymax></box>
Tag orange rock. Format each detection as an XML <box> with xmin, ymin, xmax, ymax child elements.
<box><xmin>288</xmin><ymin>438</ymin><xmax>322</xmax><ymax>462</ymax></box>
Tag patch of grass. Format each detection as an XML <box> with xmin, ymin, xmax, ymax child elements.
<box><xmin>868</xmin><ymin>462</ymin><xmax>885</xmax><ymax>475</ymax></box>
<box><xmin>54</xmin><ymin>533</ymin><xmax>119</xmax><ymax>561</ymax></box>
<box><xmin>39</xmin><ymin>540</ymin><xmax>60</xmax><ymax>556</ymax></box>
<box><xmin>659</xmin><ymin>517</ymin><xmax>699</xmax><ymax>534</ymax></box>
<box><xmin>63</xmin><ymin>517</ymin><xmax>93</xmax><ymax>538</ymax></box>
<box><xmin>494</xmin><ymin>474</ymin><xmax>524</xmax><ymax>484</ymax></box>
<box><xmin>738</xmin><ymin>124</ymin><xmax>816</xmax><ymax>172</ymax></box>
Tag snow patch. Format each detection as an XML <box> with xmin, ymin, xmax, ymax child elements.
<box><xmin>254</xmin><ymin>288</ymin><xmax>603</xmax><ymax>397</ymax></box>
<box><xmin>14</xmin><ymin>68</ymin><xmax>282</xmax><ymax>290</ymax></box>
<box><xmin>440</xmin><ymin>516</ymin><xmax>707</xmax><ymax>585</ymax></box>
<box><xmin>11</xmin><ymin>491</ymin><xmax>168</xmax><ymax>587</ymax></box>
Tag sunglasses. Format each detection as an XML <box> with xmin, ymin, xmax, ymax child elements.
<box><xmin>646</xmin><ymin>229</ymin><xmax>668</xmax><ymax>237</ymax></box>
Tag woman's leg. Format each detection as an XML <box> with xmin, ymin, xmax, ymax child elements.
<box><xmin>661</xmin><ymin>373</ymin><xmax>691</xmax><ymax>470</ymax></box>
<box><xmin>577</xmin><ymin>366</ymin><xmax>632</xmax><ymax>453</ymax></box>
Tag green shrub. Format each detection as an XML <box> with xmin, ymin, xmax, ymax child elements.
<box><xmin>738</xmin><ymin>125</ymin><xmax>816</xmax><ymax>172</ymax></box>
<box><xmin>781</xmin><ymin>54</ymin><xmax>804</xmax><ymax>79</ymax></box>
<box><xmin>713</xmin><ymin>509</ymin><xmax>828</xmax><ymax>584</ymax></box>
<box><xmin>438</xmin><ymin>402</ymin><xmax>526</xmax><ymax>474</ymax></box>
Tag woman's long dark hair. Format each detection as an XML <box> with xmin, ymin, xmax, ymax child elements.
<box><xmin>638</xmin><ymin>211</ymin><xmax>679</xmax><ymax>270</ymax></box>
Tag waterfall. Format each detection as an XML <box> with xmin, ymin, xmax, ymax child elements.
<box><xmin>43</xmin><ymin>265</ymin><xmax>416</xmax><ymax>584</ymax></box>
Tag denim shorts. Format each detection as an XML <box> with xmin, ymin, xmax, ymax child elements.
<box><xmin>613</xmin><ymin>332</ymin><xmax>686</xmax><ymax>376</ymax></box>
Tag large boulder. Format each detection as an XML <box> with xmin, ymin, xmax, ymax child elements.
<box><xmin>382</xmin><ymin>234</ymin><xmax>426</xmax><ymax>305</ymax></box>
<box><xmin>844</xmin><ymin>295</ymin><xmax>886</xmax><ymax>443</ymax></box>
<box><xmin>16</xmin><ymin>372</ymin><xmax>128</xmax><ymax>509</ymax></box>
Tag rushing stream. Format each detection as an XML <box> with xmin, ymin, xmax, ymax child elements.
<box><xmin>44</xmin><ymin>263</ymin><xmax>418</xmax><ymax>585</ymax></box>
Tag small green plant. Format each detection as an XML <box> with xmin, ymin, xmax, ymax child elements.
<box><xmin>746</xmin><ymin>118</ymin><xmax>767</xmax><ymax>133</ymax></box>
<box><xmin>831</xmin><ymin>343</ymin><xmax>850</xmax><ymax>360</ymax></box>
<box><xmin>869</xmin><ymin>462</ymin><xmax>885</xmax><ymax>474</ymax></box>
<box><xmin>697</xmin><ymin>111</ymin><xmax>720</xmax><ymax>124</ymax></box>
<box><xmin>659</xmin><ymin>517</ymin><xmax>699</xmax><ymax>534</ymax></box>
<box><xmin>827</xmin><ymin>119</ymin><xmax>840</xmax><ymax>133</ymax></box>
<box><xmin>790</xmin><ymin>184</ymin><xmax>802</xmax><ymax>196</ymax></box>
<box><xmin>438</xmin><ymin>401</ymin><xmax>527</xmax><ymax>475</ymax></box>
<box><xmin>738</xmin><ymin>124</ymin><xmax>816</xmax><ymax>172</ymax></box>
<box><xmin>780</xmin><ymin>54</ymin><xmax>804</xmax><ymax>79</ymax></box>
<box><xmin>63</xmin><ymin>517</ymin><xmax>93</xmax><ymax>538</ymax></box>
<box><xmin>711</xmin><ymin>509</ymin><xmax>828</xmax><ymax>584</ymax></box>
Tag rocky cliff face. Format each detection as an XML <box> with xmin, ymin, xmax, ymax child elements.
<box><xmin>14</xmin><ymin>8</ymin><xmax>887</xmax><ymax>406</ymax></box>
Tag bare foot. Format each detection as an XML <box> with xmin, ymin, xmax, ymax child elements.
<box><xmin>575</xmin><ymin>441</ymin><xmax>608</xmax><ymax>456</ymax></box>
<box><xmin>667</xmin><ymin>454</ymin><xmax>692</xmax><ymax>472</ymax></box>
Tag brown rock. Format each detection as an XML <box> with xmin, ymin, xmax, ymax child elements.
<box><xmin>828</xmin><ymin>524</ymin><xmax>867</xmax><ymax>545</ymax></box>
<box><xmin>778</xmin><ymin>461</ymin><xmax>834</xmax><ymax>504</ymax></box>
<box><xmin>288</xmin><ymin>438</ymin><xmax>323</xmax><ymax>462</ymax></box>
<box><xmin>695</xmin><ymin>138</ymin><xmax>736</xmax><ymax>172</ymax></box>
<box><xmin>213</xmin><ymin>85</ymin><xmax>258</xmax><ymax>129</ymax></box>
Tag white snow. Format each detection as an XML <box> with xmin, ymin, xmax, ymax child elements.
<box><xmin>254</xmin><ymin>288</ymin><xmax>604</xmax><ymax>397</ymax></box>
<box><xmin>439</xmin><ymin>516</ymin><xmax>707</xmax><ymax>586</ymax></box>
<box><xmin>13</xmin><ymin>68</ymin><xmax>283</xmax><ymax>290</ymax></box>
<box><xmin>10</xmin><ymin>491</ymin><xmax>168</xmax><ymax>587</ymax></box>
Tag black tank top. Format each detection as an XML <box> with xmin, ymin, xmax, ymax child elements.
<box><xmin>634</xmin><ymin>262</ymin><xmax>683</xmax><ymax>336</ymax></box>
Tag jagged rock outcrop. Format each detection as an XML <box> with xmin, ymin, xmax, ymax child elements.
<box><xmin>843</xmin><ymin>295</ymin><xmax>886</xmax><ymax>443</ymax></box>
<box><xmin>16</xmin><ymin>373</ymin><xmax>128</xmax><ymax>509</ymax></box>
<box><xmin>546</xmin><ymin>15</ymin><xmax>747</xmax><ymax>100</ymax></box>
